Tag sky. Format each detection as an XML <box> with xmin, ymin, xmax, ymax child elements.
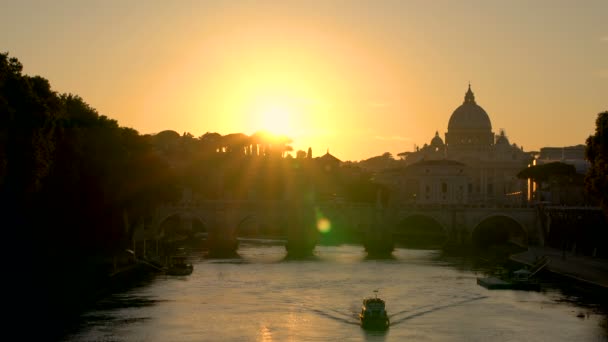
<box><xmin>1</xmin><ymin>0</ymin><xmax>607</xmax><ymax>161</ymax></box>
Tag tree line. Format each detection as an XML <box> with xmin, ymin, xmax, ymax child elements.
<box><xmin>0</xmin><ymin>53</ymin><xmax>187</xmax><ymax>335</ymax></box>
<box><xmin>0</xmin><ymin>52</ymin><xmax>383</xmax><ymax>308</ymax></box>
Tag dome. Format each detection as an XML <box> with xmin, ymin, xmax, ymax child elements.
<box><xmin>495</xmin><ymin>130</ymin><xmax>510</xmax><ymax>145</ymax></box>
<box><xmin>430</xmin><ymin>131</ymin><xmax>444</xmax><ymax>146</ymax></box>
<box><xmin>447</xmin><ymin>85</ymin><xmax>492</xmax><ymax>131</ymax></box>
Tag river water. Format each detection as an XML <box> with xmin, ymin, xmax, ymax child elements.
<box><xmin>62</xmin><ymin>242</ymin><xmax>607</xmax><ymax>341</ymax></box>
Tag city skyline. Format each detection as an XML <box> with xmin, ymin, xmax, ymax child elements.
<box><xmin>1</xmin><ymin>0</ymin><xmax>606</xmax><ymax>161</ymax></box>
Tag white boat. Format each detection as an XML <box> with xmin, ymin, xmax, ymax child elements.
<box><xmin>359</xmin><ymin>290</ymin><xmax>390</xmax><ymax>330</ymax></box>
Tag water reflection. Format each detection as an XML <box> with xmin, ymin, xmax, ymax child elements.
<box><xmin>258</xmin><ymin>325</ymin><xmax>273</xmax><ymax>341</ymax></box>
<box><xmin>363</xmin><ymin>329</ymin><xmax>388</xmax><ymax>342</ymax></box>
<box><xmin>307</xmin><ymin>307</ymin><xmax>359</xmax><ymax>326</ymax></box>
<box><xmin>389</xmin><ymin>295</ymin><xmax>488</xmax><ymax>326</ymax></box>
<box><xmin>62</xmin><ymin>244</ymin><xmax>608</xmax><ymax>341</ymax></box>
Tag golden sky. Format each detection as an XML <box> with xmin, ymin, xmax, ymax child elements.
<box><xmin>2</xmin><ymin>0</ymin><xmax>607</xmax><ymax>161</ymax></box>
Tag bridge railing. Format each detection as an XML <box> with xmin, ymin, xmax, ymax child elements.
<box><xmin>158</xmin><ymin>199</ymin><xmax>283</xmax><ymax>210</ymax></box>
<box><xmin>157</xmin><ymin>200</ymin><xmax>541</xmax><ymax>212</ymax></box>
<box><xmin>391</xmin><ymin>203</ymin><xmax>535</xmax><ymax>210</ymax></box>
<box><xmin>542</xmin><ymin>205</ymin><xmax>603</xmax><ymax>211</ymax></box>
<box><xmin>158</xmin><ymin>199</ymin><xmax>380</xmax><ymax>210</ymax></box>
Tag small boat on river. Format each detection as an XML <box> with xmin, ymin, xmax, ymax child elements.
<box><xmin>359</xmin><ymin>290</ymin><xmax>390</xmax><ymax>330</ymax></box>
<box><xmin>477</xmin><ymin>256</ymin><xmax>547</xmax><ymax>291</ymax></box>
<box><xmin>165</xmin><ymin>256</ymin><xmax>193</xmax><ymax>276</ymax></box>
<box><xmin>476</xmin><ymin>276</ymin><xmax>540</xmax><ymax>291</ymax></box>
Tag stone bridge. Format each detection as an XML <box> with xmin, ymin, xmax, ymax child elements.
<box><xmin>131</xmin><ymin>200</ymin><xmax>544</xmax><ymax>257</ymax></box>
<box><xmin>391</xmin><ymin>205</ymin><xmax>542</xmax><ymax>247</ymax></box>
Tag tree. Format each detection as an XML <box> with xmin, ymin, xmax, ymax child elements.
<box><xmin>516</xmin><ymin>162</ymin><xmax>577</xmax><ymax>184</ymax></box>
<box><xmin>358</xmin><ymin>152</ymin><xmax>399</xmax><ymax>172</ymax></box>
<box><xmin>585</xmin><ymin>111</ymin><xmax>608</xmax><ymax>214</ymax></box>
<box><xmin>222</xmin><ymin>132</ymin><xmax>250</xmax><ymax>154</ymax></box>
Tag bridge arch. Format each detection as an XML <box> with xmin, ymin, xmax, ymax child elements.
<box><xmin>236</xmin><ymin>213</ymin><xmax>288</xmax><ymax>238</ymax></box>
<box><xmin>157</xmin><ymin>211</ymin><xmax>210</xmax><ymax>240</ymax></box>
<box><xmin>472</xmin><ymin>214</ymin><xmax>527</xmax><ymax>248</ymax></box>
<box><xmin>237</xmin><ymin>214</ymin><xmax>260</xmax><ymax>237</ymax></box>
<box><xmin>394</xmin><ymin>214</ymin><xmax>448</xmax><ymax>248</ymax></box>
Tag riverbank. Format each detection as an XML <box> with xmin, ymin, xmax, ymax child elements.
<box><xmin>510</xmin><ymin>246</ymin><xmax>608</xmax><ymax>290</ymax></box>
<box><xmin>43</xmin><ymin>260</ymin><xmax>161</xmax><ymax>341</ymax></box>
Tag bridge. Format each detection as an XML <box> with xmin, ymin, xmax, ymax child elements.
<box><xmin>131</xmin><ymin>199</ymin><xmax>544</xmax><ymax>258</ymax></box>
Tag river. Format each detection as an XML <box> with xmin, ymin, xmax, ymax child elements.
<box><xmin>61</xmin><ymin>242</ymin><xmax>608</xmax><ymax>341</ymax></box>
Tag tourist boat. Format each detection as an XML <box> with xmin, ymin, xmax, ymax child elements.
<box><xmin>165</xmin><ymin>256</ymin><xmax>193</xmax><ymax>276</ymax></box>
<box><xmin>359</xmin><ymin>290</ymin><xmax>390</xmax><ymax>330</ymax></box>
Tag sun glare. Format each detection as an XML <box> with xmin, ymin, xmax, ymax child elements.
<box><xmin>257</xmin><ymin>102</ymin><xmax>293</xmax><ymax>136</ymax></box>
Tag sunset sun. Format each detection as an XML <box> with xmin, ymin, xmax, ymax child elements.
<box><xmin>257</xmin><ymin>102</ymin><xmax>293</xmax><ymax>136</ymax></box>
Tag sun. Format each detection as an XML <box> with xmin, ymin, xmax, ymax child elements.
<box><xmin>261</xmin><ymin>103</ymin><xmax>291</xmax><ymax>134</ymax></box>
<box><xmin>255</xmin><ymin>100</ymin><xmax>294</xmax><ymax>136</ymax></box>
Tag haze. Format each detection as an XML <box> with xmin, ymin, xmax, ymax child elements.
<box><xmin>1</xmin><ymin>0</ymin><xmax>606</xmax><ymax>161</ymax></box>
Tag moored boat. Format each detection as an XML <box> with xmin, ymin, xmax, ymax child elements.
<box><xmin>359</xmin><ymin>290</ymin><xmax>390</xmax><ymax>330</ymax></box>
<box><xmin>477</xmin><ymin>268</ymin><xmax>541</xmax><ymax>291</ymax></box>
<box><xmin>165</xmin><ymin>256</ymin><xmax>193</xmax><ymax>276</ymax></box>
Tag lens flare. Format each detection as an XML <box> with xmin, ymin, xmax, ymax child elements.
<box><xmin>317</xmin><ymin>217</ymin><xmax>331</xmax><ymax>233</ymax></box>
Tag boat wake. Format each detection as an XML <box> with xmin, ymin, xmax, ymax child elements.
<box><xmin>307</xmin><ymin>307</ymin><xmax>360</xmax><ymax>326</ymax></box>
<box><xmin>389</xmin><ymin>295</ymin><xmax>488</xmax><ymax>326</ymax></box>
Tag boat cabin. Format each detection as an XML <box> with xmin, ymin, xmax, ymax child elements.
<box><xmin>360</xmin><ymin>294</ymin><xmax>389</xmax><ymax>330</ymax></box>
<box><xmin>363</xmin><ymin>298</ymin><xmax>386</xmax><ymax>309</ymax></box>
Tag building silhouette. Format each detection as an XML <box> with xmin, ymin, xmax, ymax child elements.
<box><xmin>388</xmin><ymin>85</ymin><xmax>532</xmax><ymax>205</ymax></box>
<box><xmin>527</xmin><ymin>144</ymin><xmax>590</xmax><ymax>205</ymax></box>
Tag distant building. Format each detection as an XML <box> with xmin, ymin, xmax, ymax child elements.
<box><xmin>535</xmin><ymin>145</ymin><xmax>589</xmax><ymax>174</ymax></box>
<box><xmin>315</xmin><ymin>149</ymin><xmax>342</xmax><ymax>172</ymax></box>
<box><xmin>379</xmin><ymin>160</ymin><xmax>468</xmax><ymax>204</ymax></box>
<box><xmin>391</xmin><ymin>85</ymin><xmax>533</xmax><ymax>205</ymax></box>
<box><xmin>527</xmin><ymin>145</ymin><xmax>590</xmax><ymax>204</ymax></box>
<box><xmin>311</xmin><ymin>150</ymin><xmax>343</xmax><ymax>200</ymax></box>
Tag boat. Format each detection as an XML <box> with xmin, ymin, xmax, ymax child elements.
<box><xmin>164</xmin><ymin>256</ymin><xmax>193</xmax><ymax>276</ymax></box>
<box><xmin>477</xmin><ymin>256</ymin><xmax>547</xmax><ymax>291</ymax></box>
<box><xmin>476</xmin><ymin>276</ymin><xmax>540</xmax><ymax>291</ymax></box>
<box><xmin>359</xmin><ymin>290</ymin><xmax>390</xmax><ymax>330</ymax></box>
<box><xmin>477</xmin><ymin>267</ymin><xmax>542</xmax><ymax>291</ymax></box>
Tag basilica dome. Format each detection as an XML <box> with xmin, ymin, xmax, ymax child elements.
<box><xmin>495</xmin><ymin>130</ymin><xmax>510</xmax><ymax>145</ymax></box>
<box><xmin>430</xmin><ymin>131</ymin><xmax>444</xmax><ymax>146</ymax></box>
<box><xmin>447</xmin><ymin>86</ymin><xmax>492</xmax><ymax>131</ymax></box>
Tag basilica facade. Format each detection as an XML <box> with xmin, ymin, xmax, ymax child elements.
<box><xmin>387</xmin><ymin>86</ymin><xmax>532</xmax><ymax>205</ymax></box>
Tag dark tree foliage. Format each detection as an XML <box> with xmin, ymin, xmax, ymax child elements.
<box><xmin>1</xmin><ymin>53</ymin><xmax>179</xmax><ymax>337</ymax></box>
<box><xmin>357</xmin><ymin>152</ymin><xmax>402</xmax><ymax>172</ymax></box>
<box><xmin>516</xmin><ymin>161</ymin><xmax>577</xmax><ymax>183</ymax></box>
<box><xmin>585</xmin><ymin>111</ymin><xmax>608</xmax><ymax>213</ymax></box>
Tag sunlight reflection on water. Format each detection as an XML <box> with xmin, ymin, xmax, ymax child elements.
<box><xmin>64</xmin><ymin>244</ymin><xmax>607</xmax><ymax>342</ymax></box>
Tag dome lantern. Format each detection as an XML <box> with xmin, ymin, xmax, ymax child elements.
<box><xmin>430</xmin><ymin>131</ymin><xmax>444</xmax><ymax>147</ymax></box>
<box><xmin>464</xmin><ymin>83</ymin><xmax>475</xmax><ymax>104</ymax></box>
